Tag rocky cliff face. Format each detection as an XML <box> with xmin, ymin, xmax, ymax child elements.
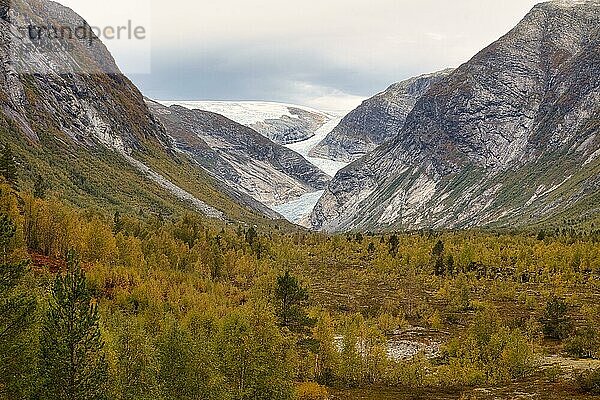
<box><xmin>0</xmin><ymin>0</ymin><xmax>285</xmax><ymax>223</ymax></box>
<box><xmin>309</xmin><ymin>70</ymin><xmax>453</xmax><ymax>162</ymax></box>
<box><xmin>0</xmin><ymin>0</ymin><xmax>169</xmax><ymax>151</ymax></box>
<box><xmin>311</xmin><ymin>0</ymin><xmax>600</xmax><ymax>232</ymax></box>
<box><xmin>147</xmin><ymin>101</ymin><xmax>331</xmax><ymax>207</ymax></box>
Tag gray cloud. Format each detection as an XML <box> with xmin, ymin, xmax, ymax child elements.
<box><xmin>60</xmin><ymin>0</ymin><xmax>542</xmax><ymax>110</ymax></box>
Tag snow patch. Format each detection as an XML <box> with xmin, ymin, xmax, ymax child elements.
<box><xmin>268</xmin><ymin>115</ymin><xmax>351</xmax><ymax>224</ymax></box>
<box><xmin>161</xmin><ymin>100</ymin><xmax>348</xmax><ymax>177</ymax></box>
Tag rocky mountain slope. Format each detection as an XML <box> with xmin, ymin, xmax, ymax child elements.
<box><xmin>309</xmin><ymin>70</ymin><xmax>453</xmax><ymax>162</ymax></box>
<box><xmin>147</xmin><ymin>101</ymin><xmax>330</xmax><ymax>206</ymax></box>
<box><xmin>161</xmin><ymin>101</ymin><xmax>329</xmax><ymax>145</ymax></box>
<box><xmin>311</xmin><ymin>0</ymin><xmax>600</xmax><ymax>232</ymax></box>
<box><xmin>0</xmin><ymin>0</ymin><xmax>285</xmax><ymax>225</ymax></box>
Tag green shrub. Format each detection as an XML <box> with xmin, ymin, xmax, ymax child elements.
<box><xmin>439</xmin><ymin>306</ymin><xmax>535</xmax><ymax>385</ymax></box>
<box><xmin>540</xmin><ymin>296</ymin><xmax>573</xmax><ymax>340</ymax></box>
<box><xmin>575</xmin><ymin>368</ymin><xmax>600</xmax><ymax>394</ymax></box>
<box><xmin>565</xmin><ymin>325</ymin><xmax>599</xmax><ymax>359</ymax></box>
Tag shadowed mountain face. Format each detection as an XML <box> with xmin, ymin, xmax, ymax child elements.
<box><xmin>147</xmin><ymin>101</ymin><xmax>331</xmax><ymax>207</ymax></box>
<box><xmin>0</xmin><ymin>0</ymin><xmax>288</xmax><ymax>224</ymax></box>
<box><xmin>309</xmin><ymin>70</ymin><xmax>453</xmax><ymax>163</ymax></box>
<box><xmin>311</xmin><ymin>0</ymin><xmax>600</xmax><ymax>232</ymax></box>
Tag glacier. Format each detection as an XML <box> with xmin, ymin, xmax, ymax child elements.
<box><xmin>160</xmin><ymin>100</ymin><xmax>325</xmax><ymax>126</ymax></box>
<box><xmin>278</xmin><ymin>113</ymin><xmax>350</xmax><ymax>223</ymax></box>
<box><xmin>285</xmin><ymin>116</ymin><xmax>349</xmax><ymax>177</ymax></box>
<box><xmin>159</xmin><ymin>100</ymin><xmax>351</xmax><ymax>225</ymax></box>
<box><xmin>272</xmin><ymin>191</ymin><xmax>326</xmax><ymax>224</ymax></box>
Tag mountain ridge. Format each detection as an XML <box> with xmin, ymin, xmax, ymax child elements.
<box><xmin>309</xmin><ymin>69</ymin><xmax>453</xmax><ymax>163</ymax></box>
<box><xmin>311</xmin><ymin>0</ymin><xmax>600</xmax><ymax>232</ymax></box>
<box><xmin>0</xmin><ymin>0</ymin><xmax>290</xmax><ymax>227</ymax></box>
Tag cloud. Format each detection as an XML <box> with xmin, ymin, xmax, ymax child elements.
<box><xmin>425</xmin><ymin>32</ymin><xmax>447</xmax><ymax>42</ymax></box>
<box><xmin>282</xmin><ymin>81</ymin><xmax>366</xmax><ymax>113</ymax></box>
<box><xmin>59</xmin><ymin>0</ymin><xmax>542</xmax><ymax>110</ymax></box>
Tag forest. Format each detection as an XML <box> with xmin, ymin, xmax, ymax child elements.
<box><xmin>1</xmin><ymin>144</ymin><xmax>600</xmax><ymax>400</ymax></box>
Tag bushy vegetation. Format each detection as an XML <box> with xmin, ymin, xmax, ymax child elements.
<box><xmin>0</xmin><ymin>180</ymin><xmax>600</xmax><ymax>399</ymax></box>
<box><xmin>575</xmin><ymin>368</ymin><xmax>600</xmax><ymax>395</ymax></box>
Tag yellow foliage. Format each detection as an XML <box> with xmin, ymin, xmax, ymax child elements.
<box><xmin>295</xmin><ymin>382</ymin><xmax>328</xmax><ymax>400</ymax></box>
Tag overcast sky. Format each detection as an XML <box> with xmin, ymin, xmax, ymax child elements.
<box><xmin>59</xmin><ymin>0</ymin><xmax>542</xmax><ymax>111</ymax></box>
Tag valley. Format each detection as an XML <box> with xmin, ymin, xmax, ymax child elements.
<box><xmin>161</xmin><ymin>100</ymin><xmax>351</xmax><ymax>224</ymax></box>
<box><xmin>0</xmin><ymin>1</ymin><xmax>599</xmax><ymax>400</ymax></box>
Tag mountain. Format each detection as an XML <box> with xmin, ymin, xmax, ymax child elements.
<box><xmin>160</xmin><ymin>101</ymin><xmax>330</xmax><ymax>145</ymax></box>
<box><xmin>0</xmin><ymin>0</ymin><xmax>286</xmax><ymax>225</ymax></box>
<box><xmin>311</xmin><ymin>0</ymin><xmax>600</xmax><ymax>232</ymax></box>
<box><xmin>309</xmin><ymin>69</ymin><xmax>453</xmax><ymax>162</ymax></box>
<box><xmin>146</xmin><ymin>101</ymin><xmax>330</xmax><ymax>207</ymax></box>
